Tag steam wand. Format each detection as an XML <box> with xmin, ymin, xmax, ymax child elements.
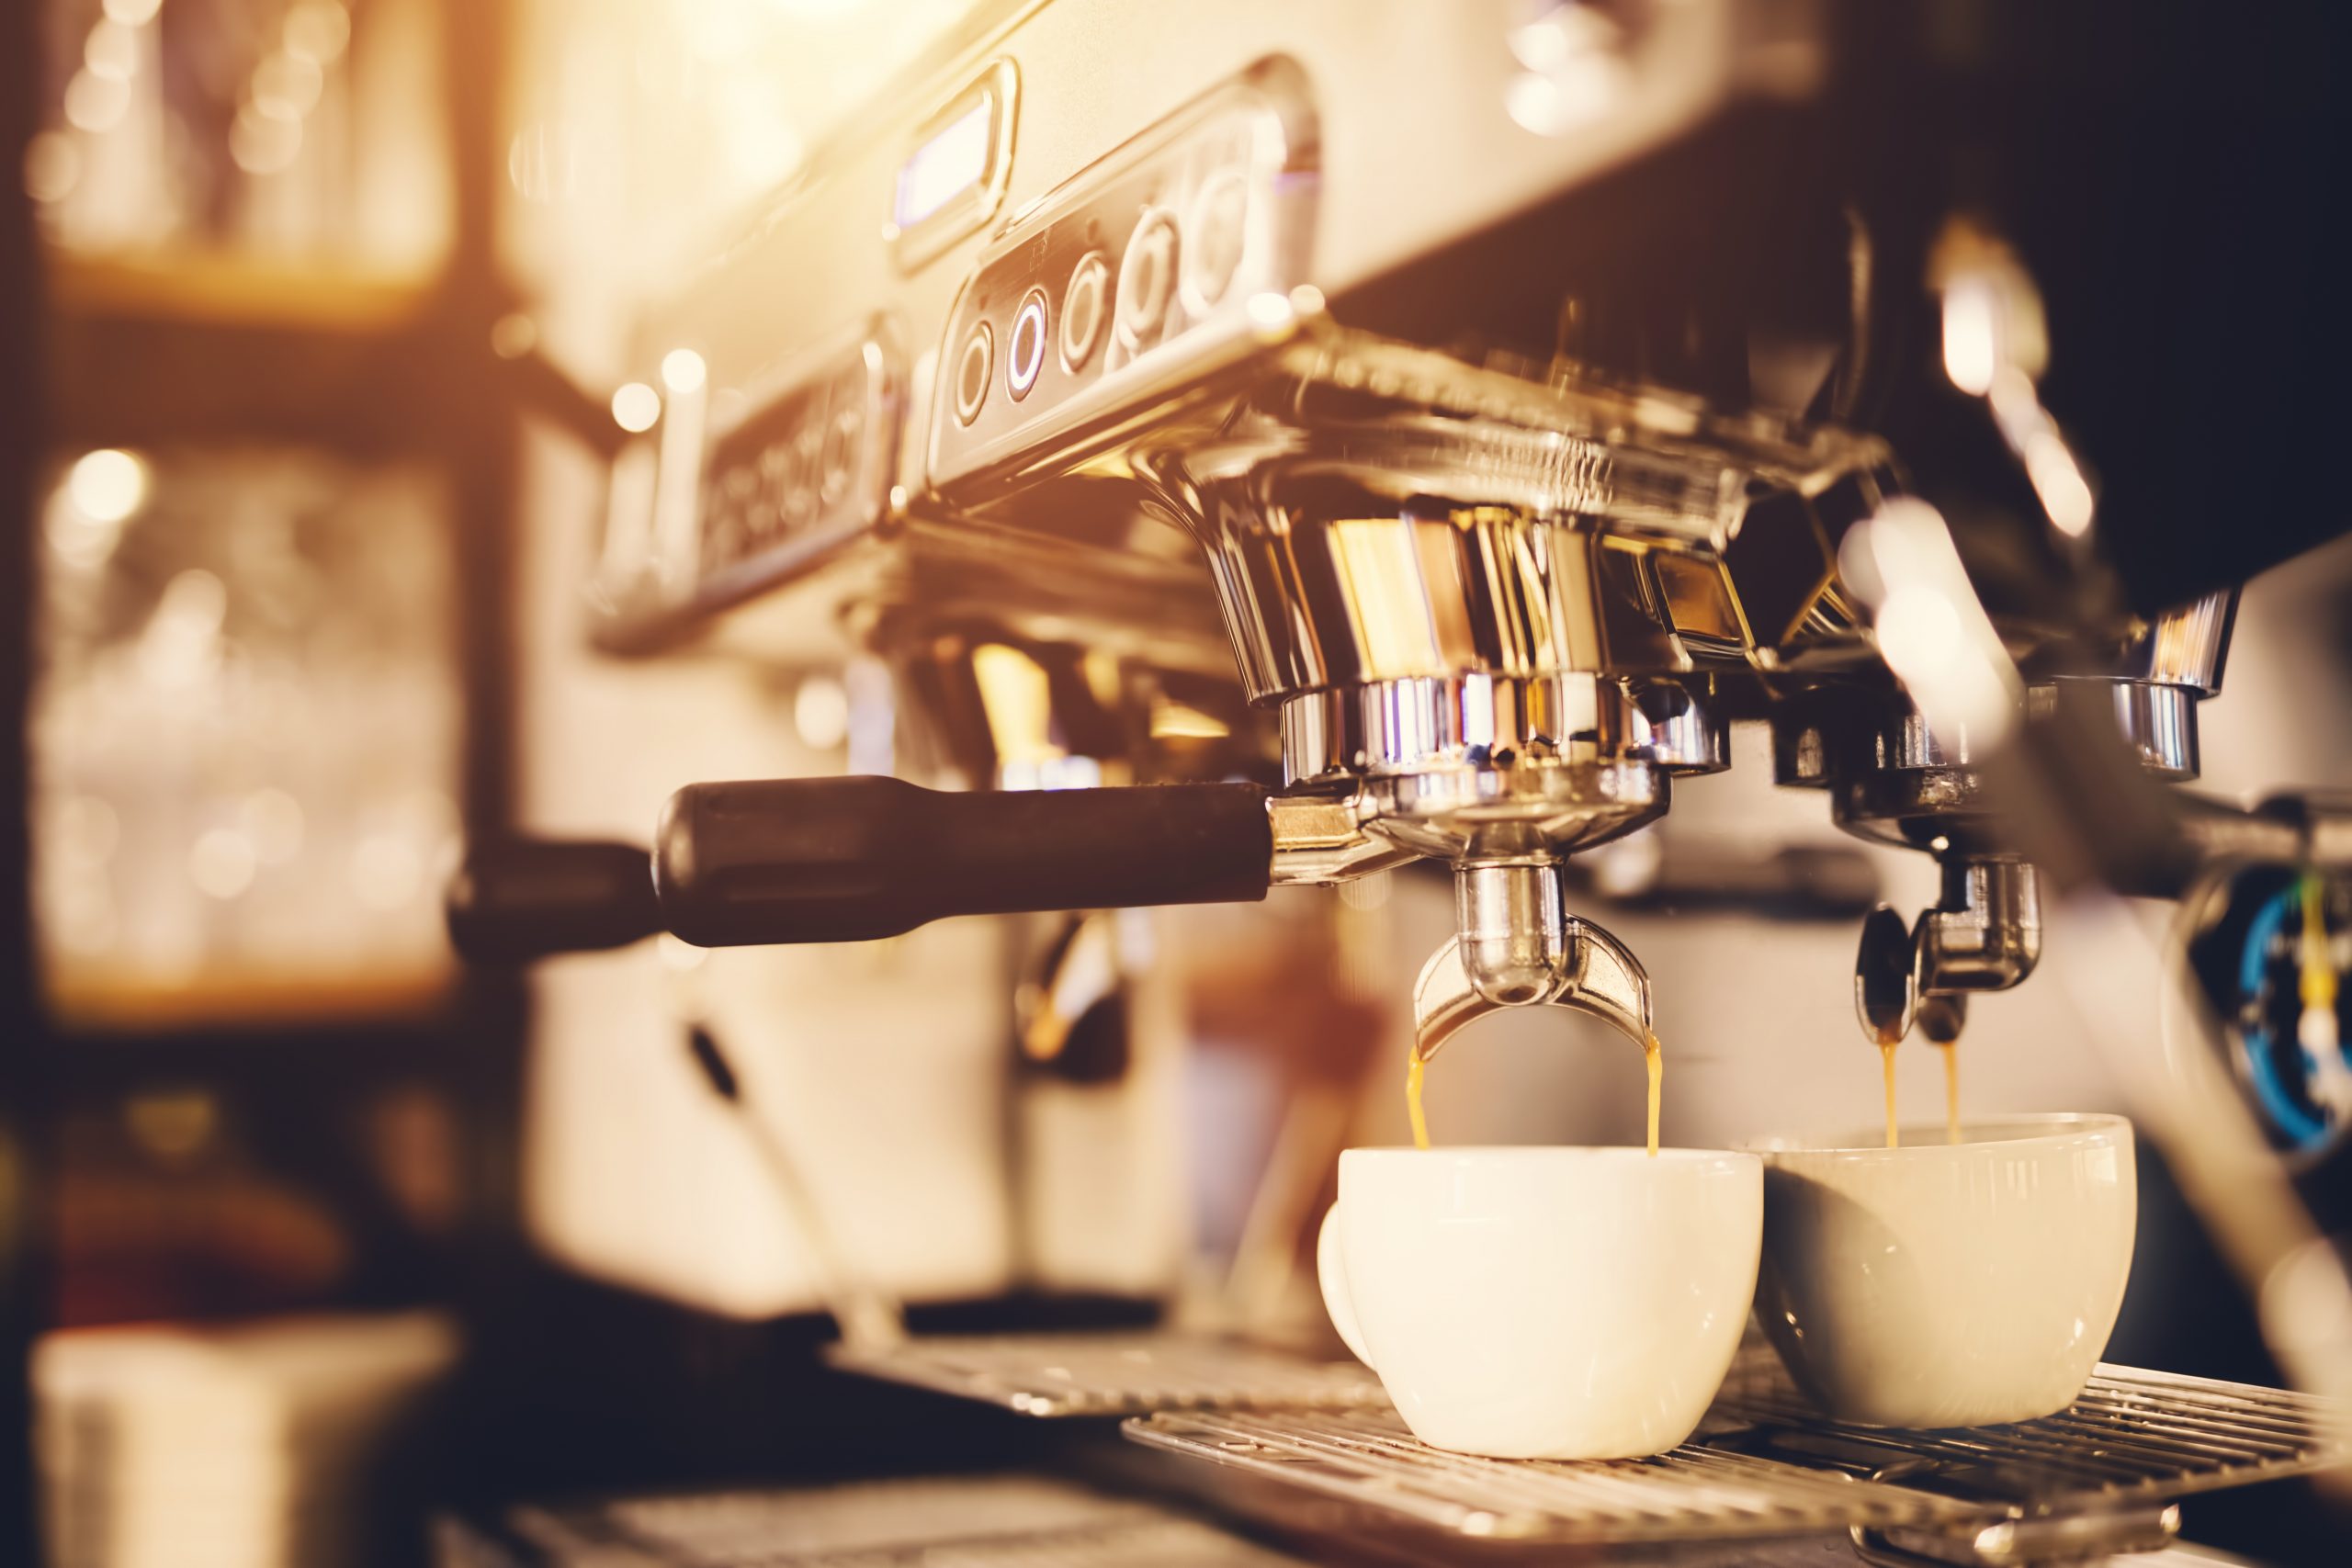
<box><xmin>680</xmin><ymin>1016</ymin><xmax>907</xmax><ymax>1355</ymax></box>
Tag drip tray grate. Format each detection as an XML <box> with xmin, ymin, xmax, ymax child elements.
<box><xmin>823</xmin><ymin>1330</ymin><xmax>1387</xmax><ymax>1417</ymax></box>
<box><xmin>1123</xmin><ymin>1359</ymin><xmax>2352</xmax><ymax>1550</ymax></box>
<box><xmin>472</xmin><ymin>1472</ymin><xmax>1313</xmax><ymax>1566</ymax></box>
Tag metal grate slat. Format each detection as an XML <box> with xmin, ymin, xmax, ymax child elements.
<box><xmin>511</xmin><ymin>1474</ymin><xmax>1311</xmax><ymax>1567</ymax></box>
<box><xmin>1125</xmin><ymin>1359</ymin><xmax>2352</xmax><ymax>1549</ymax></box>
<box><xmin>822</xmin><ymin>1331</ymin><xmax>1386</xmax><ymax>1417</ymax></box>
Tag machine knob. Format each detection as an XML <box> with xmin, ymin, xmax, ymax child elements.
<box><xmin>446</xmin><ymin>839</ymin><xmax>661</xmax><ymax>962</ymax></box>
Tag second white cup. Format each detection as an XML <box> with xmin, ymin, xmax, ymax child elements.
<box><xmin>1317</xmin><ymin>1145</ymin><xmax>1762</xmax><ymax>1460</ymax></box>
<box><xmin>1750</xmin><ymin>1113</ymin><xmax>2138</xmax><ymax>1428</ymax></box>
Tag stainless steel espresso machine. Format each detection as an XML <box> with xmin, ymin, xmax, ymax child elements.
<box><xmin>447</xmin><ymin>2</ymin><xmax>2352</xmax><ymax>1562</ymax></box>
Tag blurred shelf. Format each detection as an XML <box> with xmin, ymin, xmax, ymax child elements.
<box><xmin>48</xmin><ymin>250</ymin><xmax>442</xmax><ymax>334</ymax></box>
<box><xmin>40</xmin><ymin>245</ymin><xmax>503</xmax><ymax>457</ymax></box>
<box><xmin>30</xmin><ymin>973</ymin><xmax>523</xmax><ymax>1089</ymax></box>
<box><xmin>41</xmin><ymin>965</ymin><xmax>457</xmax><ymax>1036</ymax></box>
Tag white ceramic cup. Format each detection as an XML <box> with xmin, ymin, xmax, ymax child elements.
<box><xmin>1316</xmin><ymin>1145</ymin><xmax>1762</xmax><ymax>1460</ymax></box>
<box><xmin>1750</xmin><ymin>1113</ymin><xmax>2137</xmax><ymax>1428</ymax></box>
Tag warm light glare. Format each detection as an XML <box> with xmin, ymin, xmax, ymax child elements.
<box><xmin>793</xmin><ymin>675</ymin><xmax>851</xmax><ymax>751</ymax></box>
<box><xmin>661</xmin><ymin>349</ymin><xmax>707</xmax><ymax>395</ymax></box>
<box><xmin>242</xmin><ymin>788</ymin><xmax>307</xmax><ymax>866</ymax></box>
<box><xmin>351</xmin><ymin>836</ymin><xmax>424</xmax><ymax>910</ymax></box>
<box><xmin>139</xmin><ymin>570</ymin><xmax>230</xmax><ymax>694</ymax></box>
<box><xmin>62</xmin><ymin>71</ymin><xmax>130</xmax><ymax>134</ymax></box>
<box><xmin>611</xmin><ymin>383</ymin><xmax>662</xmax><ymax>434</ymax></box>
<box><xmin>102</xmin><ymin>0</ymin><xmax>163</xmax><ymax>23</ymax></box>
<box><xmin>490</xmin><ymin>313</ymin><xmax>538</xmax><ymax>360</ymax></box>
<box><xmin>1510</xmin><ymin>4</ymin><xmax>1619</xmax><ymax>73</ymax></box>
<box><xmin>1873</xmin><ymin>587</ymin><xmax>1963</xmax><ymax>681</ymax></box>
<box><xmin>283</xmin><ymin>0</ymin><xmax>352</xmax><ymax>65</ymax></box>
<box><xmin>1244</xmin><ymin>290</ymin><xmax>1295</xmax><ymax>334</ymax></box>
<box><xmin>715</xmin><ymin>84</ymin><xmax>805</xmax><ymax>192</ymax></box>
<box><xmin>507</xmin><ymin>121</ymin><xmax>582</xmax><ymax>205</ymax></box>
<box><xmin>1842</xmin><ymin>500</ymin><xmax>2022</xmax><ymax>750</ymax></box>
<box><xmin>23</xmin><ymin>132</ymin><xmax>81</xmax><ymax>204</ymax></box>
<box><xmin>230</xmin><ymin>103</ymin><xmax>305</xmax><ymax>174</ymax></box>
<box><xmin>84</xmin><ymin>19</ymin><xmax>140</xmax><ymax>83</ymax></box>
<box><xmin>67</xmin><ymin>449</ymin><xmax>147</xmax><ymax>524</ymax></box>
<box><xmin>189</xmin><ymin>828</ymin><xmax>258</xmax><ymax>901</ymax></box>
<box><xmin>1941</xmin><ymin>280</ymin><xmax>1999</xmax><ymax>397</ymax></box>
<box><xmin>1505</xmin><ymin>72</ymin><xmax>1564</xmax><ymax>135</ymax></box>
<box><xmin>2022</xmin><ymin>432</ymin><xmax>2097</xmax><ymax>537</ymax></box>
<box><xmin>253</xmin><ymin>51</ymin><xmax>326</xmax><ymax>118</ymax></box>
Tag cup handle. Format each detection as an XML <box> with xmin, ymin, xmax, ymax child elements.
<box><xmin>1316</xmin><ymin>1202</ymin><xmax>1374</xmax><ymax>1368</ymax></box>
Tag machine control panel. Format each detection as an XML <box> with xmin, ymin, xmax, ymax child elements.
<box><xmin>594</xmin><ymin>323</ymin><xmax>902</xmax><ymax>649</ymax></box>
<box><xmin>927</xmin><ymin>59</ymin><xmax>1317</xmax><ymax>495</ymax></box>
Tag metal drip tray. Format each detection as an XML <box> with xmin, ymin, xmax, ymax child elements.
<box><xmin>822</xmin><ymin>1331</ymin><xmax>1387</xmax><ymax>1417</ymax></box>
<box><xmin>449</xmin><ymin>1473</ymin><xmax>1313</xmax><ymax>1567</ymax></box>
<box><xmin>1123</xmin><ymin>1359</ymin><xmax>2351</xmax><ymax>1557</ymax></box>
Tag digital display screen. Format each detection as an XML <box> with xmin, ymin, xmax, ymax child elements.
<box><xmin>895</xmin><ymin>97</ymin><xmax>993</xmax><ymax>231</ymax></box>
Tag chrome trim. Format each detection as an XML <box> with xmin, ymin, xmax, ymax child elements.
<box><xmin>1413</xmin><ymin>863</ymin><xmax>1651</xmax><ymax>1058</ymax></box>
<box><xmin>1264</xmin><ymin>793</ymin><xmax>1416</xmax><ymax>886</ymax></box>
<box><xmin>1280</xmin><ymin>675</ymin><xmax>1653</xmax><ymax>785</ymax></box>
<box><xmin>886</xmin><ymin>57</ymin><xmax>1021</xmax><ymax>271</ymax></box>
<box><xmin>2101</xmin><ymin>679</ymin><xmax>2200</xmax><ymax>780</ymax></box>
<box><xmin>2110</xmin><ymin>589</ymin><xmax>2235</xmax><ymax>694</ymax></box>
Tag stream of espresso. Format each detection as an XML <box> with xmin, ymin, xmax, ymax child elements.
<box><xmin>1881</xmin><ymin>1042</ymin><xmax>1900</xmax><ymax>1148</ymax></box>
<box><xmin>1643</xmin><ymin>1031</ymin><xmax>1661</xmax><ymax>1158</ymax></box>
<box><xmin>1406</xmin><ymin>1048</ymin><xmax>1430</xmax><ymax>1152</ymax></box>
<box><xmin>1877</xmin><ymin>1039</ymin><xmax>1962</xmax><ymax>1149</ymax></box>
<box><xmin>1939</xmin><ymin>1041</ymin><xmax>1962</xmax><ymax>1145</ymax></box>
<box><xmin>1406</xmin><ymin>1031</ymin><xmax>1663</xmax><ymax>1157</ymax></box>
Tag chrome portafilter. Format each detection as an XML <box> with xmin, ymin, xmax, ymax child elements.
<box><xmin>1413</xmin><ymin>861</ymin><xmax>1654</xmax><ymax>1062</ymax></box>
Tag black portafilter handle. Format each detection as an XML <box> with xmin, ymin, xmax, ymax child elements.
<box><xmin>447</xmin><ymin>777</ymin><xmax>1277</xmax><ymax>961</ymax></box>
<box><xmin>445</xmin><ymin>838</ymin><xmax>662</xmax><ymax>962</ymax></box>
<box><xmin>653</xmin><ymin>775</ymin><xmax>1274</xmax><ymax>946</ymax></box>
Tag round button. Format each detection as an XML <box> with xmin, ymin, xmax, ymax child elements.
<box><xmin>1181</xmin><ymin>170</ymin><xmax>1250</xmax><ymax>315</ymax></box>
<box><xmin>1114</xmin><ymin>209</ymin><xmax>1180</xmax><ymax>353</ymax></box>
<box><xmin>1060</xmin><ymin>252</ymin><xmax>1109</xmax><ymax>372</ymax></box>
<box><xmin>819</xmin><ymin>404</ymin><xmax>860</xmax><ymax>504</ymax></box>
<box><xmin>1007</xmin><ymin>288</ymin><xmax>1049</xmax><ymax>401</ymax></box>
<box><xmin>776</xmin><ymin>426</ymin><xmax>818</xmax><ymax>528</ymax></box>
<box><xmin>953</xmin><ymin>320</ymin><xmax>993</xmax><ymax>426</ymax></box>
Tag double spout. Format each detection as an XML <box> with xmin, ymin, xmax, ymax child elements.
<box><xmin>1415</xmin><ymin>861</ymin><xmax>1654</xmax><ymax>1059</ymax></box>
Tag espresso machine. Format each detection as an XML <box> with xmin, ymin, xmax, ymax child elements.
<box><xmin>447</xmin><ymin>1</ymin><xmax>2352</xmax><ymax>1561</ymax></box>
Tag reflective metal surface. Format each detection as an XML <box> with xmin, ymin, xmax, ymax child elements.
<box><xmin>473</xmin><ymin>1472</ymin><xmax>1315</xmax><ymax>1568</ymax></box>
<box><xmin>1281</xmin><ymin>674</ymin><xmax>1670</xmax><ymax>863</ymax></box>
<box><xmin>1919</xmin><ymin>858</ymin><xmax>2043</xmax><ymax>997</ymax></box>
<box><xmin>1263</xmin><ymin>793</ymin><xmax>1415</xmax><ymax>886</ymax></box>
<box><xmin>1853</xmin><ymin>858</ymin><xmax>2041</xmax><ymax>1044</ymax></box>
<box><xmin>822</xmin><ymin>1330</ymin><xmax>1385</xmax><ymax>1417</ymax></box>
<box><xmin>1123</xmin><ymin>1356</ymin><xmax>2352</xmax><ymax>1556</ymax></box>
<box><xmin>2097</xmin><ymin>679</ymin><xmax>2201</xmax><ymax>781</ymax></box>
<box><xmin>1414</xmin><ymin>863</ymin><xmax>1652</xmax><ymax>1057</ymax></box>
<box><xmin>1137</xmin><ymin>333</ymin><xmax>1898</xmax><ymax>709</ymax></box>
<box><xmin>2109</xmin><ymin>590</ymin><xmax>2237</xmax><ymax>695</ymax></box>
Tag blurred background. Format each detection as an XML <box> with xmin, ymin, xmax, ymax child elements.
<box><xmin>6</xmin><ymin>3</ymin><xmax>2352</xmax><ymax>1567</ymax></box>
<box><xmin>7</xmin><ymin>6</ymin><xmax>1035</xmax><ymax>1562</ymax></box>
